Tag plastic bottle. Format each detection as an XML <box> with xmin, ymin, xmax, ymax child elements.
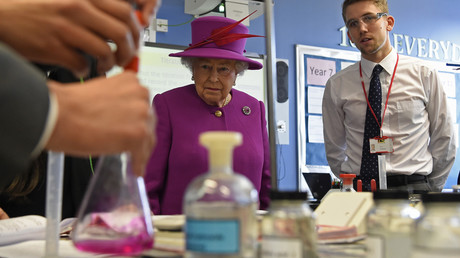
<box><xmin>366</xmin><ymin>190</ymin><xmax>420</xmax><ymax>258</ymax></box>
<box><xmin>339</xmin><ymin>174</ymin><xmax>356</xmax><ymax>192</ymax></box>
<box><xmin>71</xmin><ymin>153</ymin><xmax>154</xmax><ymax>256</ymax></box>
<box><xmin>260</xmin><ymin>191</ymin><xmax>317</xmax><ymax>258</ymax></box>
<box><xmin>413</xmin><ymin>193</ymin><xmax>460</xmax><ymax>258</ymax></box>
<box><xmin>183</xmin><ymin>131</ymin><xmax>258</xmax><ymax>258</ymax></box>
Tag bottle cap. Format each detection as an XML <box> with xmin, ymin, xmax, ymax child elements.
<box><xmin>339</xmin><ymin>174</ymin><xmax>357</xmax><ymax>179</ymax></box>
<box><xmin>339</xmin><ymin>174</ymin><xmax>356</xmax><ymax>186</ymax></box>
<box><xmin>200</xmin><ymin>131</ymin><xmax>242</xmax><ymax>168</ymax></box>
<box><xmin>373</xmin><ymin>190</ymin><xmax>409</xmax><ymax>200</ymax></box>
<box><xmin>421</xmin><ymin>192</ymin><xmax>460</xmax><ymax>203</ymax></box>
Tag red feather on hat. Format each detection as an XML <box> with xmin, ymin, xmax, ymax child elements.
<box><xmin>185</xmin><ymin>11</ymin><xmax>263</xmax><ymax>50</ymax></box>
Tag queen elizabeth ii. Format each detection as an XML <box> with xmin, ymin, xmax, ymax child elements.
<box><xmin>144</xmin><ymin>15</ymin><xmax>271</xmax><ymax>215</ymax></box>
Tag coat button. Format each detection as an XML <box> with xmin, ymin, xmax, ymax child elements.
<box><xmin>214</xmin><ymin>110</ymin><xmax>223</xmax><ymax>117</ymax></box>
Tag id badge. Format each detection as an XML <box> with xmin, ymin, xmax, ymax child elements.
<box><xmin>369</xmin><ymin>136</ymin><xmax>394</xmax><ymax>153</ymax></box>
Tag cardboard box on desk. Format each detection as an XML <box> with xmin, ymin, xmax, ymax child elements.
<box><xmin>315</xmin><ymin>192</ymin><xmax>373</xmax><ymax>243</ymax></box>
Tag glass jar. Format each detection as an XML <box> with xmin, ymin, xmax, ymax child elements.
<box><xmin>413</xmin><ymin>193</ymin><xmax>460</xmax><ymax>258</ymax></box>
<box><xmin>408</xmin><ymin>190</ymin><xmax>425</xmax><ymax>206</ymax></box>
<box><xmin>260</xmin><ymin>191</ymin><xmax>317</xmax><ymax>258</ymax></box>
<box><xmin>183</xmin><ymin>132</ymin><xmax>258</xmax><ymax>258</ymax></box>
<box><xmin>408</xmin><ymin>190</ymin><xmax>426</xmax><ymax>214</ymax></box>
<box><xmin>366</xmin><ymin>190</ymin><xmax>420</xmax><ymax>258</ymax></box>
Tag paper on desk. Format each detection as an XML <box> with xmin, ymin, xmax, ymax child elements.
<box><xmin>151</xmin><ymin>215</ymin><xmax>185</xmax><ymax>253</ymax></box>
<box><xmin>152</xmin><ymin>215</ymin><xmax>185</xmax><ymax>231</ymax></box>
<box><xmin>317</xmin><ymin>224</ymin><xmax>365</xmax><ymax>244</ymax></box>
<box><xmin>0</xmin><ymin>215</ymin><xmax>75</xmax><ymax>246</ymax></box>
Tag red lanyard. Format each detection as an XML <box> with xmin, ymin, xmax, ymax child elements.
<box><xmin>359</xmin><ymin>54</ymin><xmax>399</xmax><ymax>133</ymax></box>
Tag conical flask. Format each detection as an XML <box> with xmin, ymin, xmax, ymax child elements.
<box><xmin>71</xmin><ymin>153</ymin><xmax>154</xmax><ymax>255</ymax></box>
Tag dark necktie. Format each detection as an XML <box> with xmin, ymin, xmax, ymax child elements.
<box><xmin>360</xmin><ymin>64</ymin><xmax>383</xmax><ymax>191</ymax></box>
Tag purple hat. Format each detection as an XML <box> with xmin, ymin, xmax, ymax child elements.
<box><xmin>169</xmin><ymin>14</ymin><xmax>263</xmax><ymax>70</ymax></box>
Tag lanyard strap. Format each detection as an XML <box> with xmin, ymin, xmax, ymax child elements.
<box><xmin>359</xmin><ymin>54</ymin><xmax>399</xmax><ymax>132</ymax></box>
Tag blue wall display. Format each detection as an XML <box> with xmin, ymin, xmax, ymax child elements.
<box><xmin>153</xmin><ymin>0</ymin><xmax>460</xmax><ymax>190</ymax></box>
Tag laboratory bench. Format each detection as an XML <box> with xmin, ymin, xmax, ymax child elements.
<box><xmin>0</xmin><ymin>238</ymin><xmax>367</xmax><ymax>258</ymax></box>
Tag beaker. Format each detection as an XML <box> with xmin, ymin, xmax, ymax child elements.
<box><xmin>261</xmin><ymin>191</ymin><xmax>318</xmax><ymax>258</ymax></box>
<box><xmin>71</xmin><ymin>153</ymin><xmax>154</xmax><ymax>255</ymax></box>
<box><xmin>367</xmin><ymin>190</ymin><xmax>420</xmax><ymax>258</ymax></box>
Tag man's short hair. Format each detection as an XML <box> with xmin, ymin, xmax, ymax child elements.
<box><xmin>342</xmin><ymin>0</ymin><xmax>389</xmax><ymax>22</ymax></box>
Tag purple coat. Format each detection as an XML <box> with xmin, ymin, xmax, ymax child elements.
<box><xmin>145</xmin><ymin>85</ymin><xmax>271</xmax><ymax>215</ymax></box>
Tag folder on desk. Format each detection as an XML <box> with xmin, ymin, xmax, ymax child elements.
<box><xmin>152</xmin><ymin>215</ymin><xmax>185</xmax><ymax>253</ymax></box>
<box><xmin>315</xmin><ymin>192</ymin><xmax>373</xmax><ymax>243</ymax></box>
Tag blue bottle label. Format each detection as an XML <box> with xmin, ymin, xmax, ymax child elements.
<box><xmin>186</xmin><ymin>218</ymin><xmax>240</xmax><ymax>254</ymax></box>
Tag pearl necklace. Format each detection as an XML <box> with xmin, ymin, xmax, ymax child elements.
<box><xmin>222</xmin><ymin>94</ymin><xmax>231</xmax><ymax>107</ymax></box>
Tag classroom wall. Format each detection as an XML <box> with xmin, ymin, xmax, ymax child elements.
<box><xmin>154</xmin><ymin>0</ymin><xmax>460</xmax><ymax>190</ymax></box>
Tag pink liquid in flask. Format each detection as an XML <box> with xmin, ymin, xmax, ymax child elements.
<box><xmin>74</xmin><ymin>231</ymin><xmax>153</xmax><ymax>255</ymax></box>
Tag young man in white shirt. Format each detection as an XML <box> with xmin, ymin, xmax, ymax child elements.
<box><xmin>322</xmin><ymin>0</ymin><xmax>456</xmax><ymax>191</ymax></box>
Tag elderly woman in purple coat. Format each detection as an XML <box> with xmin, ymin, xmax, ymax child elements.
<box><xmin>144</xmin><ymin>15</ymin><xmax>271</xmax><ymax>215</ymax></box>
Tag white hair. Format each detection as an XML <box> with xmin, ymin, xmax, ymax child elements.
<box><xmin>181</xmin><ymin>57</ymin><xmax>248</xmax><ymax>76</ymax></box>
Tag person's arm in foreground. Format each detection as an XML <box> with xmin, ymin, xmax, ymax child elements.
<box><xmin>0</xmin><ymin>0</ymin><xmax>142</xmax><ymax>76</ymax></box>
<box><xmin>0</xmin><ymin>42</ymin><xmax>52</xmax><ymax>190</ymax></box>
<box><xmin>0</xmin><ymin>43</ymin><xmax>155</xmax><ymax>192</ymax></box>
<box><xmin>47</xmin><ymin>72</ymin><xmax>156</xmax><ymax>177</ymax></box>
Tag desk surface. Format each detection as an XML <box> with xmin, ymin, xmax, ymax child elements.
<box><xmin>0</xmin><ymin>240</ymin><xmax>182</xmax><ymax>258</ymax></box>
<box><xmin>0</xmin><ymin>240</ymin><xmax>102</xmax><ymax>257</ymax></box>
<box><xmin>0</xmin><ymin>239</ymin><xmax>365</xmax><ymax>258</ymax></box>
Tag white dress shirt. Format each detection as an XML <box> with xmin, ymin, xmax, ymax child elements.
<box><xmin>322</xmin><ymin>48</ymin><xmax>456</xmax><ymax>191</ymax></box>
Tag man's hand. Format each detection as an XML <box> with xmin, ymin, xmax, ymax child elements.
<box><xmin>0</xmin><ymin>208</ymin><xmax>9</xmax><ymax>220</ymax></box>
<box><xmin>0</xmin><ymin>0</ymin><xmax>142</xmax><ymax>77</ymax></box>
<box><xmin>46</xmin><ymin>72</ymin><xmax>156</xmax><ymax>176</ymax></box>
<box><xmin>134</xmin><ymin>0</ymin><xmax>162</xmax><ymax>26</ymax></box>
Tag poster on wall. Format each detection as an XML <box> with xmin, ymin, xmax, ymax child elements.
<box><xmin>296</xmin><ymin>45</ymin><xmax>360</xmax><ymax>191</ymax></box>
